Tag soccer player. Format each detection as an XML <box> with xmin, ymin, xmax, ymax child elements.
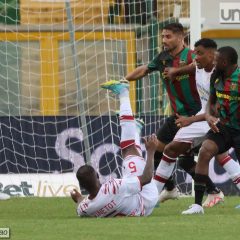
<box><xmin>154</xmin><ymin>39</ymin><xmax>240</xmax><ymax>210</ymax></box>
<box><xmin>182</xmin><ymin>46</ymin><xmax>240</xmax><ymax>214</ymax></box>
<box><xmin>70</xmin><ymin>80</ymin><xmax>159</xmax><ymax>217</ymax></box>
<box><xmin>124</xmin><ymin>22</ymin><xmax>202</xmax><ymax>201</ymax></box>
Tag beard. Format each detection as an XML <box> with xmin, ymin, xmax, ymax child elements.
<box><xmin>215</xmin><ymin>68</ymin><xmax>224</xmax><ymax>77</ymax></box>
<box><xmin>163</xmin><ymin>45</ymin><xmax>177</xmax><ymax>52</ymax></box>
<box><xmin>212</xmin><ymin>68</ymin><xmax>224</xmax><ymax>80</ymax></box>
<box><xmin>211</xmin><ymin>68</ymin><xmax>224</xmax><ymax>80</ymax></box>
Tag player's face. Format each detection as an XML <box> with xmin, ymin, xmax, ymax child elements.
<box><xmin>214</xmin><ymin>51</ymin><xmax>226</xmax><ymax>73</ymax></box>
<box><xmin>194</xmin><ymin>45</ymin><xmax>215</xmax><ymax>69</ymax></box>
<box><xmin>162</xmin><ymin>29</ymin><xmax>183</xmax><ymax>52</ymax></box>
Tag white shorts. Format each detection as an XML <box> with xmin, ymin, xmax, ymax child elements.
<box><xmin>174</xmin><ymin>121</ymin><xmax>210</xmax><ymax>148</ymax></box>
<box><xmin>122</xmin><ymin>155</ymin><xmax>158</xmax><ymax>216</ymax></box>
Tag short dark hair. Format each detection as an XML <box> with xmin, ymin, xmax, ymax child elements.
<box><xmin>218</xmin><ymin>46</ymin><xmax>238</xmax><ymax>65</ymax></box>
<box><xmin>163</xmin><ymin>23</ymin><xmax>184</xmax><ymax>34</ymax></box>
<box><xmin>194</xmin><ymin>38</ymin><xmax>217</xmax><ymax>49</ymax></box>
<box><xmin>76</xmin><ymin>165</ymin><xmax>97</xmax><ymax>191</ymax></box>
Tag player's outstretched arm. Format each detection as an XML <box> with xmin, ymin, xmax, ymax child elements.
<box><xmin>125</xmin><ymin>65</ymin><xmax>150</xmax><ymax>81</ymax></box>
<box><xmin>163</xmin><ymin>63</ymin><xmax>195</xmax><ymax>80</ymax></box>
<box><xmin>138</xmin><ymin>134</ymin><xmax>158</xmax><ymax>186</ymax></box>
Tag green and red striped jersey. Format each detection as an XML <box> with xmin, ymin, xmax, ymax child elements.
<box><xmin>147</xmin><ymin>48</ymin><xmax>201</xmax><ymax>116</ymax></box>
<box><xmin>210</xmin><ymin>67</ymin><xmax>240</xmax><ymax>129</ymax></box>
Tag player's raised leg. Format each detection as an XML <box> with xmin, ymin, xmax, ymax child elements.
<box><xmin>101</xmin><ymin>80</ymin><xmax>144</xmax><ymax>176</ymax></box>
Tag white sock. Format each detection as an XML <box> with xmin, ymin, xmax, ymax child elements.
<box><xmin>119</xmin><ymin>87</ymin><xmax>136</xmax><ymax>149</ymax></box>
<box><xmin>154</xmin><ymin>153</ymin><xmax>177</xmax><ymax>193</ymax></box>
<box><xmin>119</xmin><ymin>88</ymin><xmax>132</xmax><ymax>117</ymax></box>
<box><xmin>120</xmin><ymin>117</ymin><xmax>136</xmax><ymax>149</ymax></box>
<box><xmin>220</xmin><ymin>155</ymin><xmax>240</xmax><ymax>190</ymax></box>
<box><xmin>134</xmin><ymin>121</ymin><xmax>141</xmax><ymax>154</ymax></box>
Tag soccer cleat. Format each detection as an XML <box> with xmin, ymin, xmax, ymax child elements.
<box><xmin>182</xmin><ymin>204</ymin><xmax>204</xmax><ymax>215</ymax></box>
<box><xmin>159</xmin><ymin>187</ymin><xmax>180</xmax><ymax>203</ymax></box>
<box><xmin>100</xmin><ymin>80</ymin><xmax>129</xmax><ymax>95</ymax></box>
<box><xmin>202</xmin><ymin>191</ymin><xmax>224</xmax><ymax>208</ymax></box>
<box><xmin>0</xmin><ymin>192</ymin><xmax>10</xmax><ymax>200</ymax></box>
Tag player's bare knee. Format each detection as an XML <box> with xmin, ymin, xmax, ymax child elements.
<box><xmin>164</xmin><ymin>141</ymin><xmax>189</xmax><ymax>157</ymax></box>
<box><xmin>199</xmin><ymin>141</ymin><xmax>218</xmax><ymax>159</ymax></box>
<box><xmin>164</xmin><ymin>142</ymin><xmax>179</xmax><ymax>158</ymax></box>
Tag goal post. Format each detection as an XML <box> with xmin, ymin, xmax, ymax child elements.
<box><xmin>190</xmin><ymin>0</ymin><xmax>201</xmax><ymax>49</ymax></box>
<box><xmin>189</xmin><ymin>0</ymin><xmax>201</xmax><ymax>196</ymax></box>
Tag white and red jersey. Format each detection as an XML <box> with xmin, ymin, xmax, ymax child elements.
<box><xmin>77</xmin><ymin>155</ymin><xmax>158</xmax><ymax>217</ymax></box>
<box><xmin>195</xmin><ymin>67</ymin><xmax>213</xmax><ymax>115</ymax></box>
<box><xmin>174</xmin><ymin>67</ymin><xmax>214</xmax><ymax>146</ymax></box>
<box><xmin>77</xmin><ymin>176</ymin><xmax>145</xmax><ymax>217</ymax></box>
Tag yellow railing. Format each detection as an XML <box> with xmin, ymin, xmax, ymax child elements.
<box><xmin>202</xmin><ymin>29</ymin><xmax>240</xmax><ymax>38</ymax></box>
<box><xmin>0</xmin><ymin>30</ymin><xmax>136</xmax><ymax>115</ymax></box>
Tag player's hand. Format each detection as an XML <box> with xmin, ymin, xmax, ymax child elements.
<box><xmin>143</xmin><ymin>134</ymin><xmax>159</xmax><ymax>153</ymax></box>
<box><xmin>210</xmin><ymin>102</ymin><xmax>220</xmax><ymax>117</ymax></box>
<box><xmin>206</xmin><ymin>114</ymin><xmax>219</xmax><ymax>133</ymax></box>
<box><xmin>175</xmin><ymin>113</ymin><xmax>192</xmax><ymax>128</ymax></box>
<box><xmin>70</xmin><ymin>189</ymin><xmax>84</xmax><ymax>204</ymax></box>
<box><xmin>163</xmin><ymin>67</ymin><xmax>178</xmax><ymax>80</ymax></box>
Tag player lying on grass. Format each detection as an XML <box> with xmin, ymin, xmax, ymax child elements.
<box><xmin>71</xmin><ymin>80</ymin><xmax>158</xmax><ymax>217</ymax></box>
<box><xmin>182</xmin><ymin>46</ymin><xmax>240</xmax><ymax>214</ymax></box>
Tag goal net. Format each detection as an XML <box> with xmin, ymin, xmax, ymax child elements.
<box><xmin>0</xmin><ymin>0</ymin><xmax>235</xmax><ymax>197</ymax></box>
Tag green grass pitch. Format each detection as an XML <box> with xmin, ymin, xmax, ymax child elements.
<box><xmin>0</xmin><ymin>197</ymin><xmax>240</xmax><ymax>240</ymax></box>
